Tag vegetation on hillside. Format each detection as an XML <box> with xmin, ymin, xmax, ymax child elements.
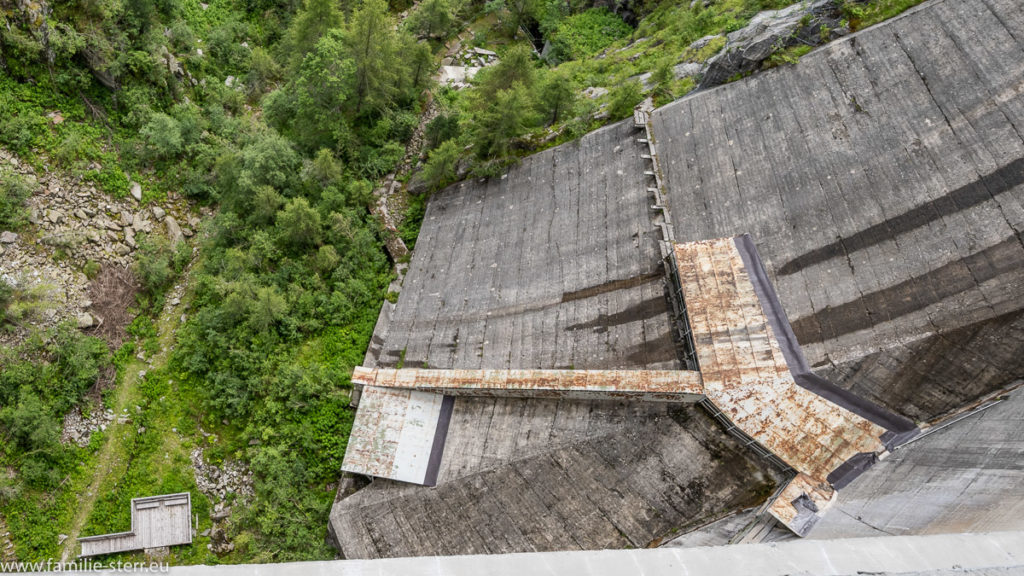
<box><xmin>1</xmin><ymin>0</ymin><xmax>413</xmax><ymax>561</ymax></box>
<box><xmin>410</xmin><ymin>0</ymin><xmax>928</xmax><ymax>192</ymax></box>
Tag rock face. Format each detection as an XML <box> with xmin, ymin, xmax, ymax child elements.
<box><xmin>700</xmin><ymin>0</ymin><xmax>853</xmax><ymax>88</ymax></box>
<box><xmin>61</xmin><ymin>405</ymin><xmax>115</xmax><ymax>447</ymax></box>
<box><xmin>0</xmin><ymin>147</ymin><xmax>194</xmax><ymax>346</ymax></box>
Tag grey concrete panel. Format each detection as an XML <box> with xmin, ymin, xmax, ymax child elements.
<box><xmin>808</xmin><ymin>386</ymin><xmax>1024</xmax><ymax>539</ymax></box>
<box><xmin>331</xmin><ymin>405</ymin><xmax>781</xmax><ymax>559</ymax></box>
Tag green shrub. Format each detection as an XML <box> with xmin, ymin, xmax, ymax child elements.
<box><xmin>608</xmin><ymin>79</ymin><xmax>644</xmax><ymax>119</ymax></box>
<box><xmin>413</xmin><ymin>139</ymin><xmax>461</xmax><ymax>193</ymax></box>
<box><xmin>140</xmin><ymin>112</ymin><xmax>185</xmax><ymax>161</ymax></box>
<box><xmin>0</xmin><ymin>108</ymin><xmax>45</xmax><ymax>154</ymax></box>
<box><xmin>548</xmin><ymin>8</ymin><xmax>632</xmax><ymax>62</ymax></box>
<box><xmin>0</xmin><ymin>169</ymin><xmax>34</xmax><ymax>231</ymax></box>
<box><xmin>53</xmin><ymin>131</ymin><xmax>100</xmax><ymax>173</ymax></box>
<box><xmin>763</xmin><ymin>43</ymin><xmax>813</xmax><ymax>69</ymax></box>
<box><xmin>82</xmin><ymin>260</ymin><xmax>102</xmax><ymax>280</ymax></box>
<box><xmin>842</xmin><ymin>0</ymin><xmax>927</xmax><ymax>29</ymax></box>
<box><xmin>424</xmin><ymin>111</ymin><xmax>461</xmax><ymax>151</ymax></box>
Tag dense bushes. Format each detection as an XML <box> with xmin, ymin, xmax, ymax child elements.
<box><xmin>0</xmin><ymin>169</ymin><xmax>34</xmax><ymax>232</ymax></box>
<box><xmin>545</xmin><ymin>8</ymin><xmax>632</xmax><ymax>62</ymax></box>
<box><xmin>1</xmin><ymin>0</ymin><xmax>411</xmax><ymax>559</ymax></box>
<box><xmin>172</xmin><ymin>147</ymin><xmax>390</xmax><ymax>556</ymax></box>
<box><xmin>0</xmin><ymin>326</ymin><xmax>111</xmax><ymax>490</ymax></box>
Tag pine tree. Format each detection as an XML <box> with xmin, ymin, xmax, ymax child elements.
<box><xmin>537</xmin><ymin>68</ymin><xmax>575</xmax><ymax>125</ymax></box>
<box><xmin>281</xmin><ymin>0</ymin><xmax>343</xmax><ymax>71</ymax></box>
<box><xmin>346</xmin><ymin>0</ymin><xmax>401</xmax><ymax>115</ymax></box>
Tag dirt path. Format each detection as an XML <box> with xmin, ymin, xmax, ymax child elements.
<box><xmin>58</xmin><ymin>266</ymin><xmax>195</xmax><ymax>562</ymax></box>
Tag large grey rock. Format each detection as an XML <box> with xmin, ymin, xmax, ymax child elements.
<box><xmin>0</xmin><ymin>231</ymin><xmax>17</xmax><ymax>243</ymax></box>
<box><xmin>77</xmin><ymin>312</ymin><xmax>95</xmax><ymax>329</ymax></box>
<box><xmin>700</xmin><ymin>0</ymin><xmax>852</xmax><ymax>88</ymax></box>
<box><xmin>152</xmin><ymin>206</ymin><xmax>167</xmax><ymax>220</ymax></box>
<box><xmin>673</xmin><ymin>62</ymin><xmax>702</xmax><ymax>80</ymax></box>
<box><xmin>133</xmin><ymin>212</ymin><xmax>152</xmax><ymax>233</ymax></box>
<box><xmin>130</xmin><ymin>181</ymin><xmax>142</xmax><ymax>202</ymax></box>
<box><xmin>165</xmin><ymin>215</ymin><xmax>184</xmax><ymax>245</ymax></box>
<box><xmin>688</xmin><ymin>34</ymin><xmax>722</xmax><ymax>52</ymax></box>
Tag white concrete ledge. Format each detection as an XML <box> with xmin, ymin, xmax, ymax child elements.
<box><xmin>51</xmin><ymin>530</ymin><xmax>1024</xmax><ymax>575</ymax></box>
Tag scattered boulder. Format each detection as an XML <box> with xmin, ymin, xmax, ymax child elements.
<box><xmin>133</xmin><ymin>212</ymin><xmax>152</xmax><ymax>233</ymax></box>
<box><xmin>165</xmin><ymin>216</ymin><xmax>184</xmax><ymax>245</ymax></box>
<box><xmin>674</xmin><ymin>62</ymin><xmax>703</xmax><ymax>80</ymax></box>
<box><xmin>207</xmin><ymin>526</ymin><xmax>234</xmax><ymax>555</ymax></box>
<box><xmin>46</xmin><ymin>209</ymin><xmax>64</xmax><ymax>224</ymax></box>
<box><xmin>152</xmin><ymin>206</ymin><xmax>167</xmax><ymax>220</ymax></box>
<box><xmin>130</xmin><ymin>181</ymin><xmax>142</xmax><ymax>202</ymax></box>
<box><xmin>689</xmin><ymin>34</ymin><xmax>722</xmax><ymax>52</ymax></box>
<box><xmin>0</xmin><ymin>231</ymin><xmax>17</xmax><ymax>244</ymax></box>
<box><xmin>76</xmin><ymin>312</ymin><xmax>95</xmax><ymax>329</ymax></box>
<box><xmin>61</xmin><ymin>404</ymin><xmax>116</xmax><ymax>448</ymax></box>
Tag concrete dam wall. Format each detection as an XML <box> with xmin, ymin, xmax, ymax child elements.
<box><xmin>331</xmin><ymin>0</ymin><xmax>1024</xmax><ymax>558</ymax></box>
<box><xmin>654</xmin><ymin>0</ymin><xmax>1024</xmax><ymax>422</ymax></box>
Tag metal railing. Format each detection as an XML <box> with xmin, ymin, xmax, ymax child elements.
<box><xmin>699</xmin><ymin>397</ymin><xmax>795</xmax><ymax>473</ymax></box>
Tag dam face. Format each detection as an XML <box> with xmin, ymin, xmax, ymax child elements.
<box><xmin>331</xmin><ymin>0</ymin><xmax>1024</xmax><ymax>558</ymax></box>
<box><xmin>654</xmin><ymin>0</ymin><xmax>1024</xmax><ymax>422</ymax></box>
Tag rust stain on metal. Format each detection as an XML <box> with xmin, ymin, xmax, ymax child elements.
<box><xmin>673</xmin><ymin>237</ymin><xmax>890</xmax><ymax>534</ymax></box>
<box><xmin>352</xmin><ymin>366</ymin><xmax>705</xmax><ymax>401</ymax></box>
<box><xmin>767</xmin><ymin>472</ymin><xmax>836</xmax><ymax>534</ymax></box>
<box><xmin>341</xmin><ymin>386</ymin><xmax>411</xmax><ymax>479</ymax></box>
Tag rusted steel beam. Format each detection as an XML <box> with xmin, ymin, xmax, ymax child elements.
<box><xmin>672</xmin><ymin>236</ymin><xmax>893</xmax><ymax>536</ymax></box>
<box><xmin>351</xmin><ymin>367</ymin><xmax>706</xmax><ymax>402</ymax></box>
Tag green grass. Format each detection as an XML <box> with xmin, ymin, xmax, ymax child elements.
<box><xmin>843</xmin><ymin>0</ymin><xmax>928</xmax><ymax>29</ymax></box>
<box><xmin>1</xmin><ymin>438</ymin><xmax>102</xmax><ymax>562</ymax></box>
<box><xmin>762</xmin><ymin>43</ymin><xmax>814</xmax><ymax>69</ymax></box>
<box><xmin>547</xmin><ymin>8</ymin><xmax>632</xmax><ymax>62</ymax></box>
<box><xmin>0</xmin><ymin>76</ymin><xmax>133</xmax><ymax>199</ymax></box>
